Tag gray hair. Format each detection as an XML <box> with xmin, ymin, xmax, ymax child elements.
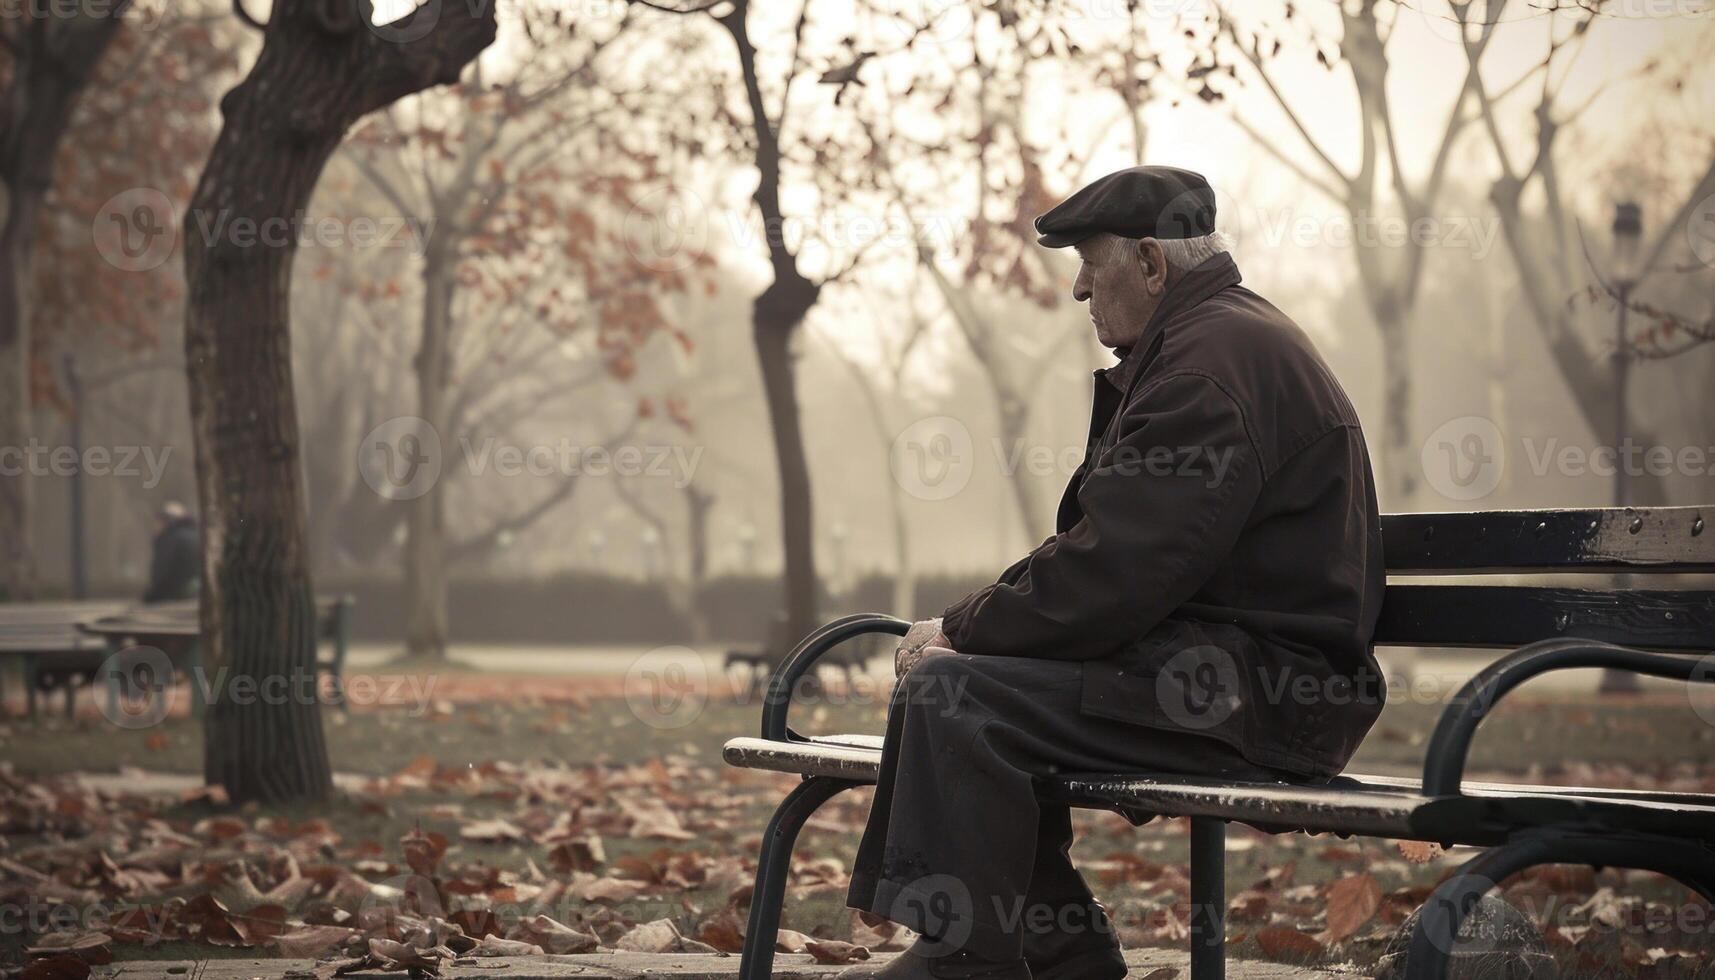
<box><xmin>1156</xmin><ymin>231</ymin><xmax>1234</xmax><ymax>271</ymax></box>
<box><xmin>1079</xmin><ymin>231</ymin><xmax>1233</xmax><ymax>271</ymax></box>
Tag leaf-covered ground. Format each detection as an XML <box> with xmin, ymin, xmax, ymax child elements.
<box><xmin>1</xmin><ymin>670</ymin><xmax>1712</xmax><ymax>979</ymax></box>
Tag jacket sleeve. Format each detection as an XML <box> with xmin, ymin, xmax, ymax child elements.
<box><xmin>940</xmin><ymin>372</ymin><xmax>1263</xmax><ymax>661</ymax></box>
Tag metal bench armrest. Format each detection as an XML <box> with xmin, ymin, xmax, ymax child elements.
<box><xmin>1422</xmin><ymin>638</ymin><xmax>1713</xmax><ymax>796</ymax></box>
<box><xmin>760</xmin><ymin>613</ymin><xmax>911</xmax><ymax>742</ymax></box>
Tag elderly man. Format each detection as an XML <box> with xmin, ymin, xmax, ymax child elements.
<box><xmin>841</xmin><ymin>167</ymin><xmax>1386</xmax><ymax>980</ymax></box>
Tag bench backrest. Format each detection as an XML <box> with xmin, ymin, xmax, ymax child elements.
<box><xmin>1378</xmin><ymin>506</ymin><xmax>1714</xmax><ymax>651</ymax></box>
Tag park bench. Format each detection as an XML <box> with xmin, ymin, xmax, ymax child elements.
<box><xmin>80</xmin><ymin>594</ymin><xmax>355</xmax><ymax>715</ymax></box>
<box><xmin>0</xmin><ymin>595</ymin><xmax>353</xmax><ymax>718</ymax></box>
<box><xmin>0</xmin><ymin>600</ymin><xmax>129</xmax><ymax>717</ymax></box>
<box><xmin>722</xmin><ymin>506</ymin><xmax>1715</xmax><ymax>980</ymax></box>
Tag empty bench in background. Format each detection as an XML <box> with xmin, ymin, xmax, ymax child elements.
<box><xmin>78</xmin><ymin>594</ymin><xmax>355</xmax><ymax>716</ymax></box>
<box><xmin>723</xmin><ymin>506</ymin><xmax>1715</xmax><ymax>980</ymax></box>
<box><xmin>0</xmin><ymin>600</ymin><xmax>129</xmax><ymax>717</ymax></box>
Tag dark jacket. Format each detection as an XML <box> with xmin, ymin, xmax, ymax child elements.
<box><xmin>143</xmin><ymin>516</ymin><xmax>200</xmax><ymax>604</ymax></box>
<box><xmin>941</xmin><ymin>254</ymin><xmax>1385</xmax><ymax>778</ymax></box>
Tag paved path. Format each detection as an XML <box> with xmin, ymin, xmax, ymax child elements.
<box><xmin>98</xmin><ymin>951</ymin><xmax>1363</xmax><ymax>980</ymax></box>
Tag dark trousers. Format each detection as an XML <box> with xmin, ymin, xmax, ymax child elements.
<box><xmin>847</xmin><ymin>653</ymin><xmax>1280</xmax><ymax>962</ymax></box>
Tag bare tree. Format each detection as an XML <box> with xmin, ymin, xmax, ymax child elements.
<box><xmin>341</xmin><ymin>8</ymin><xmax>697</xmax><ymax>657</ymax></box>
<box><xmin>1457</xmin><ymin>0</ymin><xmax>1715</xmax><ymax>505</ymax></box>
<box><xmin>0</xmin><ymin>3</ymin><xmax>131</xmax><ymax>597</ymax></box>
<box><xmin>1211</xmin><ymin>0</ymin><xmax>1504</xmax><ymax>506</ymax></box>
<box><xmin>623</xmin><ymin>0</ymin><xmax>882</xmax><ymax>649</ymax></box>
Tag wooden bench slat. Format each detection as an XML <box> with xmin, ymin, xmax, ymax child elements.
<box><xmin>1376</xmin><ymin>584</ymin><xmax>1715</xmax><ymax>651</ymax></box>
<box><xmin>1381</xmin><ymin>507</ymin><xmax>1714</xmax><ymax>573</ymax></box>
<box><xmin>724</xmin><ymin>736</ymin><xmax>1715</xmax><ymax>846</ymax></box>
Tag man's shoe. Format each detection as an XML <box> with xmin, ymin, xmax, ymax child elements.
<box><xmin>835</xmin><ymin>944</ymin><xmax>1031</xmax><ymax>980</ymax></box>
<box><xmin>1021</xmin><ymin>899</ymin><xmax>1126</xmax><ymax>980</ymax></box>
<box><xmin>1026</xmin><ymin>942</ymin><xmax>1125</xmax><ymax>980</ymax></box>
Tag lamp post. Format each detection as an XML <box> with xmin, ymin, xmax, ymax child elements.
<box><xmin>1611</xmin><ymin>202</ymin><xmax>1642</xmax><ymax>508</ymax></box>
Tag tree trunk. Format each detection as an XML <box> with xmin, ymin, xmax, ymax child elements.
<box><xmin>716</xmin><ymin>0</ymin><xmax>823</xmax><ymax>657</ymax></box>
<box><xmin>753</xmin><ymin>278</ymin><xmax>819</xmax><ymax>651</ymax></box>
<box><xmin>183</xmin><ymin>0</ymin><xmax>493</xmax><ymax>803</ymax></box>
<box><xmin>404</xmin><ymin>242</ymin><xmax>454</xmax><ymax>659</ymax></box>
<box><xmin>1376</xmin><ymin>311</ymin><xmax>1416</xmax><ymax>508</ymax></box>
<box><xmin>0</xmin><ymin>17</ymin><xmax>126</xmax><ymax>599</ymax></box>
<box><xmin>0</xmin><ymin>220</ymin><xmax>37</xmax><ymax>601</ymax></box>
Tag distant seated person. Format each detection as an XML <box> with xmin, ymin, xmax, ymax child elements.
<box><xmin>142</xmin><ymin>501</ymin><xmax>199</xmax><ymax>604</ymax></box>
<box><xmin>840</xmin><ymin>168</ymin><xmax>1387</xmax><ymax>980</ymax></box>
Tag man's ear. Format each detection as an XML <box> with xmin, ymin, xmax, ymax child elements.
<box><xmin>1135</xmin><ymin>238</ymin><xmax>1169</xmax><ymax>295</ymax></box>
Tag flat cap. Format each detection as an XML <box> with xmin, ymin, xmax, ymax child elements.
<box><xmin>1034</xmin><ymin>166</ymin><xmax>1216</xmax><ymax>248</ymax></box>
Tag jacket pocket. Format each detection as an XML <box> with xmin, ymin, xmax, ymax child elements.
<box><xmin>1079</xmin><ymin>619</ymin><xmax>1269</xmax><ymax>768</ymax></box>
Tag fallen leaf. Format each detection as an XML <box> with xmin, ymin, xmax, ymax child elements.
<box><xmin>506</xmin><ymin>915</ymin><xmax>598</xmax><ymax>954</ymax></box>
<box><xmin>1395</xmin><ymin>841</ymin><xmax>1443</xmax><ymax>865</ymax></box>
<box><xmin>401</xmin><ymin>829</ymin><xmax>450</xmax><ymax>875</ymax></box>
<box><xmin>459</xmin><ymin>819</ymin><xmax>526</xmax><ymax>843</ymax></box>
<box><xmin>24</xmin><ymin>933</ymin><xmax>112</xmax><ymax>965</ymax></box>
<box><xmin>468</xmin><ymin>935</ymin><xmax>545</xmax><ymax>957</ymax></box>
<box><xmin>547</xmin><ymin>837</ymin><xmax>604</xmax><ymax>874</ymax></box>
<box><xmin>275</xmin><ymin>926</ymin><xmax>358</xmax><ymax>958</ymax></box>
<box><xmin>1318</xmin><ymin>872</ymin><xmax>1380</xmax><ymax>945</ymax></box>
<box><xmin>577</xmin><ymin>877</ymin><xmax>647</xmax><ymax>903</ymax></box>
<box><xmin>615</xmin><ymin>918</ymin><xmax>715</xmax><ymax>954</ymax></box>
<box><xmin>806</xmin><ymin>940</ymin><xmax>870</xmax><ymax>964</ymax></box>
<box><xmin>696</xmin><ymin>911</ymin><xmax>746</xmax><ymax>953</ymax></box>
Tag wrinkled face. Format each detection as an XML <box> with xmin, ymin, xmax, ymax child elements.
<box><xmin>1071</xmin><ymin>234</ymin><xmax>1171</xmax><ymax>352</ymax></box>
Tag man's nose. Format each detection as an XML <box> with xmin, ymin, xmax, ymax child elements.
<box><xmin>1072</xmin><ymin>265</ymin><xmax>1092</xmax><ymax>303</ymax></box>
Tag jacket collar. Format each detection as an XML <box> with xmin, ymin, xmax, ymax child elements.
<box><xmin>1097</xmin><ymin>253</ymin><xmax>1243</xmax><ymax>394</ymax></box>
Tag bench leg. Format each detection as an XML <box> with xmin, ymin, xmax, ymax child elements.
<box><xmin>739</xmin><ymin>776</ymin><xmax>860</xmax><ymax>980</ymax></box>
<box><xmin>1189</xmin><ymin>817</ymin><xmax>1226</xmax><ymax>980</ymax></box>
<box><xmin>1405</xmin><ymin>830</ymin><xmax>1715</xmax><ymax>980</ymax></box>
